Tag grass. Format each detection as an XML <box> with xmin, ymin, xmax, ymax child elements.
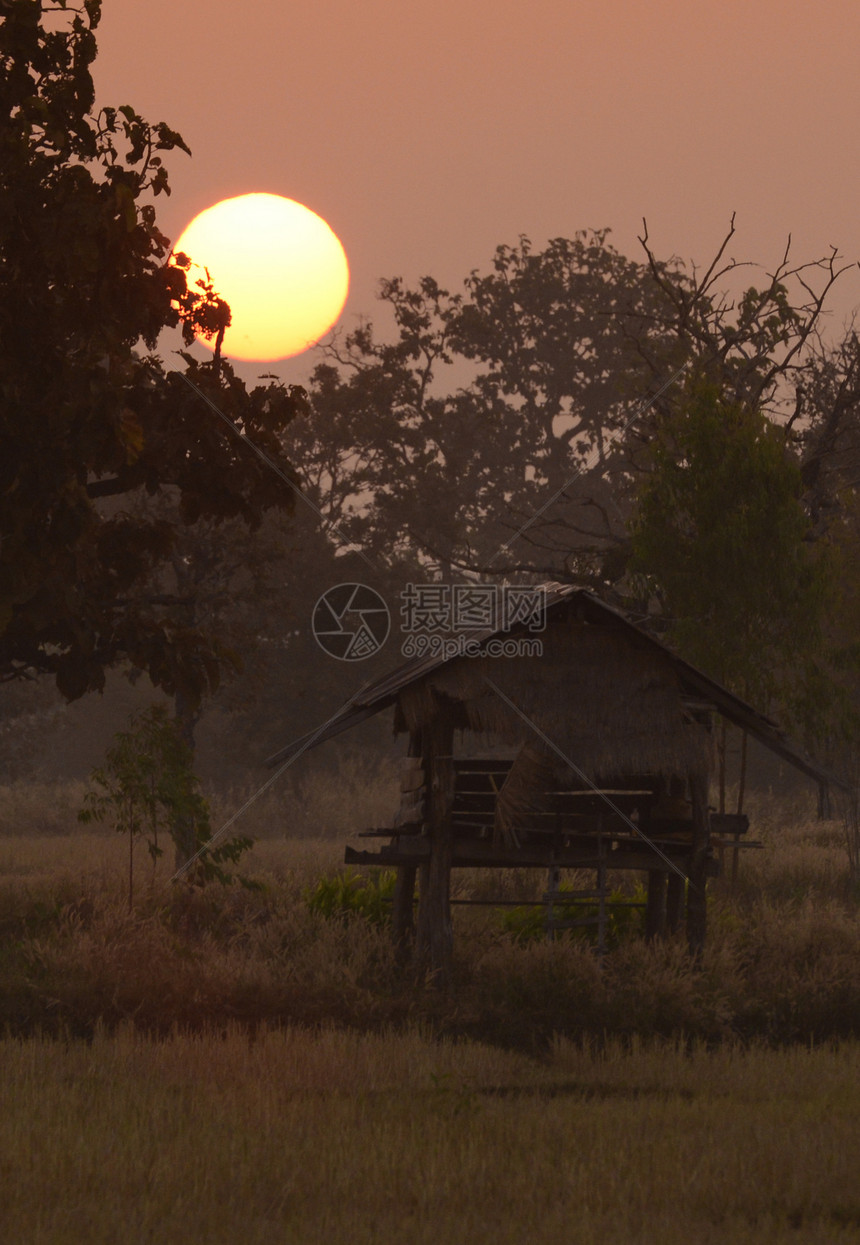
<box><xmin>2</xmin><ymin>778</ymin><xmax>860</xmax><ymax>1240</ymax></box>
<box><xmin>3</xmin><ymin>1025</ymin><xmax>860</xmax><ymax>1244</ymax></box>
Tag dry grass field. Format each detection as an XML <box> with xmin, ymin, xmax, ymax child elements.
<box><xmin>2</xmin><ymin>775</ymin><xmax>860</xmax><ymax>1241</ymax></box>
<box><xmin>2</xmin><ymin>1026</ymin><xmax>860</xmax><ymax>1244</ymax></box>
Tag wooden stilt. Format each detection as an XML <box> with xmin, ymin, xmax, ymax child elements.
<box><xmin>666</xmin><ymin>871</ymin><xmax>684</xmax><ymax>934</ymax></box>
<box><xmin>392</xmin><ymin>730</ymin><xmax>422</xmax><ymax>959</ymax></box>
<box><xmin>392</xmin><ymin>864</ymin><xmax>417</xmax><ymax>957</ymax></box>
<box><xmin>645</xmin><ymin>870</ymin><xmax>667</xmax><ymax>941</ymax></box>
<box><xmin>686</xmin><ymin>771</ymin><xmax>710</xmax><ymax>957</ymax></box>
<box><xmin>415</xmin><ymin>703</ymin><xmax>455</xmax><ymax>979</ymax></box>
<box><xmin>596</xmin><ymin>831</ymin><xmax>608</xmax><ymax>958</ymax></box>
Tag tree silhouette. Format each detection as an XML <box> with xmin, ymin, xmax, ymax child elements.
<box><xmin>0</xmin><ymin>1</ymin><xmax>306</xmax><ymax>714</ymax></box>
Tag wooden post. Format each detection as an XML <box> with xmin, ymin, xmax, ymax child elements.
<box><xmin>392</xmin><ymin>865</ymin><xmax>417</xmax><ymax>958</ymax></box>
<box><xmin>392</xmin><ymin>730</ymin><xmax>422</xmax><ymax>959</ymax></box>
<box><xmin>415</xmin><ymin>702</ymin><xmax>456</xmax><ymax>980</ymax></box>
<box><xmin>544</xmin><ymin>864</ymin><xmax>561</xmax><ymax>940</ymax></box>
<box><xmin>666</xmin><ymin>871</ymin><xmax>684</xmax><ymax>934</ymax></box>
<box><xmin>686</xmin><ymin>771</ymin><xmax>710</xmax><ymax>957</ymax></box>
<box><xmin>645</xmin><ymin>870</ymin><xmax>667</xmax><ymax>941</ymax></box>
<box><xmin>818</xmin><ymin>781</ymin><xmax>832</xmax><ymax>821</ymax></box>
<box><xmin>731</xmin><ymin>729</ymin><xmax>748</xmax><ymax>892</ymax></box>
<box><xmin>596</xmin><ymin>832</ymin><xmax>608</xmax><ymax>959</ymax></box>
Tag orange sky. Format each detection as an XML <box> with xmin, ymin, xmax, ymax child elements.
<box><xmin>94</xmin><ymin>0</ymin><xmax>860</xmax><ymax>383</ymax></box>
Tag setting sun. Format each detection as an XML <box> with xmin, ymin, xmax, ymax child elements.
<box><xmin>173</xmin><ymin>193</ymin><xmax>349</xmax><ymax>361</ymax></box>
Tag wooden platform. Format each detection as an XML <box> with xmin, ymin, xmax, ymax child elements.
<box><xmin>346</xmin><ymin>758</ymin><xmax>745</xmax><ymax>879</ymax></box>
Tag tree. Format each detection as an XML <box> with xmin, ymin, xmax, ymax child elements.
<box><xmin>304</xmin><ymin>233</ymin><xmax>672</xmax><ymax>581</ymax></box>
<box><xmin>0</xmin><ymin>1</ymin><xmax>306</xmax><ymax>712</ymax></box>
<box><xmin>629</xmin><ymin>378</ymin><xmax>835</xmax><ymax>806</ymax></box>
<box><xmin>633</xmin><ymin>216</ymin><xmax>849</xmax><ymax>420</ymax></box>
<box><xmin>791</xmin><ymin>329</ymin><xmax>860</xmax><ymax>532</ymax></box>
<box><xmin>78</xmin><ymin>703</ymin><xmax>253</xmax><ymax>901</ymax></box>
<box><xmin>303</xmin><ymin>224</ymin><xmax>850</xmax><ymax>588</ymax></box>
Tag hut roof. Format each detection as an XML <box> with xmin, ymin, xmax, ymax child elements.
<box><xmin>267</xmin><ymin>585</ymin><xmax>847</xmax><ymax>789</ymax></box>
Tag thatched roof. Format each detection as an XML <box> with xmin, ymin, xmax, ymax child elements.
<box><xmin>396</xmin><ymin>609</ymin><xmax>712</xmax><ymax>780</ymax></box>
<box><xmin>267</xmin><ymin>586</ymin><xmax>847</xmax><ymax>789</ymax></box>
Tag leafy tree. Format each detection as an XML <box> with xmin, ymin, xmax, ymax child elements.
<box><xmin>78</xmin><ymin>704</ymin><xmax>253</xmax><ymax>905</ymax></box>
<box><xmin>303</xmin><ymin>225</ymin><xmax>849</xmax><ymax>587</ymax></box>
<box><xmin>790</xmin><ymin>330</ymin><xmax>860</xmax><ymax>529</ymax></box>
<box><xmin>0</xmin><ymin>1</ymin><xmax>306</xmax><ymax>713</ymax></box>
<box><xmin>304</xmin><ymin>232</ymin><xmax>671</xmax><ymax>581</ymax></box>
<box><xmin>629</xmin><ymin>378</ymin><xmax>835</xmax><ymax>805</ymax></box>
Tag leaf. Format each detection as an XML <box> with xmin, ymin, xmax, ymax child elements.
<box><xmin>118</xmin><ymin>407</ymin><xmax>144</xmax><ymax>463</ymax></box>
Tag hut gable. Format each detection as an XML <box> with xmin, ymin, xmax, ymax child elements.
<box><xmin>267</xmin><ymin>586</ymin><xmax>842</xmax><ymax>792</ymax></box>
<box><xmin>397</xmin><ymin>609</ymin><xmax>713</xmax><ymax>781</ymax></box>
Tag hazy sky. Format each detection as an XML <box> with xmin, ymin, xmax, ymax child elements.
<box><xmin>94</xmin><ymin>0</ymin><xmax>860</xmax><ymax>384</ymax></box>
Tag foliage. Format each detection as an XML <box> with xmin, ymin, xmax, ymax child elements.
<box><xmin>794</xmin><ymin>329</ymin><xmax>860</xmax><ymax>529</ymax></box>
<box><xmin>78</xmin><ymin>704</ymin><xmax>253</xmax><ymax>903</ymax></box>
<box><xmin>304</xmin><ymin>868</ymin><xmax>396</xmax><ymax>927</ymax></box>
<box><xmin>302</xmin><ymin>231</ymin><xmax>672</xmax><ymax>579</ymax></box>
<box><xmin>0</xmin><ymin>1</ymin><xmax>306</xmax><ymax>709</ymax></box>
<box><xmin>500</xmin><ymin>881</ymin><xmax>646</xmax><ymax>949</ymax></box>
<box><xmin>299</xmin><ymin>222</ymin><xmax>849</xmax><ymax>588</ymax></box>
<box><xmin>630</xmin><ymin>379</ymin><xmax>834</xmax><ymax>727</ymax></box>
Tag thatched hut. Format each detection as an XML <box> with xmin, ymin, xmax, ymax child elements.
<box><xmin>269</xmin><ymin>586</ymin><xmax>842</xmax><ymax>972</ymax></box>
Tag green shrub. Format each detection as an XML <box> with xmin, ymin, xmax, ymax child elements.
<box><xmin>500</xmin><ymin>881</ymin><xmax>646</xmax><ymax>949</ymax></box>
<box><xmin>304</xmin><ymin>869</ymin><xmax>396</xmax><ymax>927</ymax></box>
<box><xmin>78</xmin><ymin>705</ymin><xmax>256</xmax><ymax>902</ymax></box>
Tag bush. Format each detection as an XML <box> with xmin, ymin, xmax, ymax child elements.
<box><xmin>304</xmin><ymin>869</ymin><xmax>397</xmax><ymax>928</ymax></box>
<box><xmin>500</xmin><ymin>881</ymin><xmax>646</xmax><ymax>949</ymax></box>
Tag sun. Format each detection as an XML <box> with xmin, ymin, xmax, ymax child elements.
<box><xmin>173</xmin><ymin>193</ymin><xmax>349</xmax><ymax>362</ymax></box>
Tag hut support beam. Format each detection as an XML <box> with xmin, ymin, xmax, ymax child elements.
<box><xmin>415</xmin><ymin>706</ymin><xmax>455</xmax><ymax>978</ymax></box>
<box><xmin>686</xmin><ymin>771</ymin><xmax>710</xmax><ymax>956</ymax></box>
<box><xmin>392</xmin><ymin>865</ymin><xmax>417</xmax><ymax>956</ymax></box>
<box><xmin>645</xmin><ymin>871</ymin><xmax>667</xmax><ymax>940</ymax></box>
<box><xmin>666</xmin><ymin>871</ymin><xmax>684</xmax><ymax>934</ymax></box>
<box><xmin>392</xmin><ymin>730</ymin><xmax>422</xmax><ymax>958</ymax></box>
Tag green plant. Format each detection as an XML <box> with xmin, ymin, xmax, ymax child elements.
<box><xmin>500</xmin><ymin>882</ymin><xmax>646</xmax><ymax>949</ymax></box>
<box><xmin>78</xmin><ymin>704</ymin><xmax>254</xmax><ymax>905</ymax></box>
<box><xmin>304</xmin><ymin>869</ymin><xmax>396</xmax><ymax>927</ymax></box>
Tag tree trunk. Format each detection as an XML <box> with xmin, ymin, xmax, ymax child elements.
<box><xmin>415</xmin><ymin>705</ymin><xmax>455</xmax><ymax>980</ymax></box>
<box><xmin>818</xmin><ymin>782</ymin><xmax>832</xmax><ymax>821</ymax></box>
<box><xmin>717</xmin><ymin>719</ymin><xmax>727</xmax><ymax>815</ymax></box>
<box><xmin>736</xmin><ymin>729</ymin><xmax>748</xmax><ymax>815</ymax></box>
